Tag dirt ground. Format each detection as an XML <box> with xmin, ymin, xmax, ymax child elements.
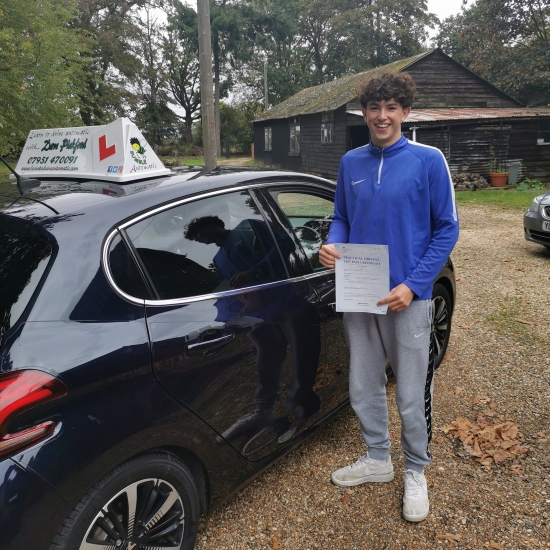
<box><xmin>194</xmin><ymin>202</ymin><xmax>550</xmax><ymax>550</ymax></box>
<box><xmin>217</xmin><ymin>156</ymin><xmax>252</xmax><ymax>167</ymax></box>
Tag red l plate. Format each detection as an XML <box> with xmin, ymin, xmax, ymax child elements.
<box><xmin>98</xmin><ymin>135</ymin><xmax>116</xmax><ymax>161</ymax></box>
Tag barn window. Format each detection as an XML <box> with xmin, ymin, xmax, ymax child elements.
<box><xmin>290</xmin><ymin>123</ymin><xmax>300</xmax><ymax>154</ymax></box>
<box><xmin>537</xmin><ymin>120</ymin><xmax>550</xmax><ymax>145</ymax></box>
<box><xmin>321</xmin><ymin>111</ymin><xmax>334</xmax><ymax>144</ymax></box>
<box><xmin>264</xmin><ymin>127</ymin><xmax>272</xmax><ymax>151</ymax></box>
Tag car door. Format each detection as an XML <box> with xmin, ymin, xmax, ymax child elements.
<box><xmin>260</xmin><ymin>183</ymin><xmax>350</xmax><ymax>411</ymax></box>
<box><xmin>119</xmin><ymin>187</ymin><xmax>324</xmax><ymax>460</ymax></box>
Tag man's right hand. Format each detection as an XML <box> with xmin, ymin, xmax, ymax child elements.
<box><xmin>319</xmin><ymin>244</ymin><xmax>341</xmax><ymax>269</ymax></box>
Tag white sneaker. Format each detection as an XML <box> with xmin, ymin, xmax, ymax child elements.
<box><xmin>331</xmin><ymin>453</ymin><xmax>394</xmax><ymax>487</ymax></box>
<box><xmin>403</xmin><ymin>469</ymin><xmax>429</xmax><ymax>522</ymax></box>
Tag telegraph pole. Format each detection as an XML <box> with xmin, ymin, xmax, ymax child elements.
<box><xmin>197</xmin><ymin>0</ymin><xmax>217</xmax><ymax>170</ymax></box>
<box><xmin>264</xmin><ymin>61</ymin><xmax>268</xmax><ymax>111</ymax></box>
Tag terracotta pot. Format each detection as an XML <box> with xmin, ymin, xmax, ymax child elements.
<box><xmin>489</xmin><ymin>172</ymin><xmax>509</xmax><ymax>187</ymax></box>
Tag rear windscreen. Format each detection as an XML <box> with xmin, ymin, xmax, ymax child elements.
<box><xmin>0</xmin><ymin>231</ymin><xmax>51</xmax><ymax>337</ymax></box>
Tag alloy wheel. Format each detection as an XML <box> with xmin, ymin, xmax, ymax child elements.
<box><xmin>80</xmin><ymin>478</ymin><xmax>185</xmax><ymax>550</ymax></box>
<box><xmin>431</xmin><ymin>293</ymin><xmax>449</xmax><ymax>363</ymax></box>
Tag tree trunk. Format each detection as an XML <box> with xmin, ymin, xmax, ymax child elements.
<box><xmin>214</xmin><ymin>38</ymin><xmax>222</xmax><ymax>157</ymax></box>
<box><xmin>186</xmin><ymin>115</ymin><xmax>193</xmax><ymax>146</ymax></box>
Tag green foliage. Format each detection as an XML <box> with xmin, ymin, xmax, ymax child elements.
<box><xmin>164</xmin><ymin>0</ymin><xmax>201</xmax><ymax>145</ymax></box>
<box><xmin>516</xmin><ymin>178</ymin><xmax>546</xmax><ymax>191</ymax></box>
<box><xmin>436</xmin><ymin>0</ymin><xmax>550</xmax><ymax>106</ymax></box>
<box><xmin>239</xmin><ymin>0</ymin><xmax>435</xmax><ymax>105</ymax></box>
<box><xmin>0</xmin><ymin>0</ymin><xmax>86</xmax><ymax>154</ymax></box>
<box><xmin>74</xmin><ymin>0</ymin><xmax>145</xmax><ymax>126</ymax></box>
<box><xmin>220</xmin><ymin>101</ymin><xmax>264</xmax><ymax>153</ymax></box>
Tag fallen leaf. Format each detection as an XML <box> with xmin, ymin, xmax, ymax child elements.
<box><xmin>272</xmin><ymin>539</ymin><xmax>282</xmax><ymax>550</ymax></box>
<box><xmin>455</xmin><ymin>387</ymin><xmax>464</xmax><ymax>395</ymax></box>
<box><xmin>520</xmin><ymin>301</ymin><xmax>527</xmax><ymax>307</ymax></box>
<box><xmin>441</xmin><ymin>533</ymin><xmax>461</xmax><ymax>543</ymax></box>
<box><xmin>458</xmin><ymin>324</ymin><xmax>473</xmax><ymax>329</ymax></box>
<box><xmin>473</xmin><ymin>395</ymin><xmax>491</xmax><ymax>405</ymax></box>
<box><xmin>489</xmin><ymin>542</ymin><xmax>503</xmax><ymax>550</ymax></box>
<box><xmin>341</xmin><ymin>495</ymin><xmax>350</xmax><ymax>504</ymax></box>
<box><xmin>493</xmin><ymin>449</ymin><xmax>511</xmax><ymax>462</ymax></box>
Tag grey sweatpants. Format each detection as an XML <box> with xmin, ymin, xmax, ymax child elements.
<box><xmin>344</xmin><ymin>299</ymin><xmax>434</xmax><ymax>472</ymax></box>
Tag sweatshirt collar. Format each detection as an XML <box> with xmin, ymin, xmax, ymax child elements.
<box><xmin>368</xmin><ymin>135</ymin><xmax>408</xmax><ymax>157</ymax></box>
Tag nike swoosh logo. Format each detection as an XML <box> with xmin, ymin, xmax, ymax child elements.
<box><xmin>414</xmin><ymin>332</ymin><xmax>426</xmax><ymax>338</ymax></box>
<box><xmin>351</xmin><ymin>179</ymin><xmax>365</xmax><ymax>185</ymax></box>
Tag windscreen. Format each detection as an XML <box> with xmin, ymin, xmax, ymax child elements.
<box><xmin>0</xmin><ymin>230</ymin><xmax>51</xmax><ymax>337</ymax></box>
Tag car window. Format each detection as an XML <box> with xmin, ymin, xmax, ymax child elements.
<box><xmin>108</xmin><ymin>232</ymin><xmax>152</xmax><ymax>300</ymax></box>
<box><xmin>270</xmin><ymin>191</ymin><xmax>334</xmax><ymax>271</ymax></box>
<box><xmin>124</xmin><ymin>190</ymin><xmax>291</xmax><ymax>300</ymax></box>
<box><xmin>0</xmin><ymin>231</ymin><xmax>51</xmax><ymax>336</ymax></box>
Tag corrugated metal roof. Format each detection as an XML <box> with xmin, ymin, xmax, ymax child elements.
<box><xmin>346</xmin><ymin>107</ymin><xmax>550</xmax><ymax>122</ymax></box>
<box><xmin>255</xmin><ymin>51</ymin><xmax>432</xmax><ymax>122</ymax></box>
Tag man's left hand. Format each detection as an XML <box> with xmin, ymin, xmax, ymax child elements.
<box><xmin>377</xmin><ymin>283</ymin><xmax>414</xmax><ymax>312</ymax></box>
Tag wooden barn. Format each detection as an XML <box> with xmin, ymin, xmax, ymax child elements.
<box><xmin>253</xmin><ymin>49</ymin><xmax>550</xmax><ymax>182</ymax></box>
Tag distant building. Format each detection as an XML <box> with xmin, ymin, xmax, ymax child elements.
<box><xmin>254</xmin><ymin>49</ymin><xmax>550</xmax><ymax>182</ymax></box>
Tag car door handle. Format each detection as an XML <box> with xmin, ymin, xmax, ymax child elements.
<box><xmin>187</xmin><ymin>333</ymin><xmax>235</xmax><ymax>353</ymax></box>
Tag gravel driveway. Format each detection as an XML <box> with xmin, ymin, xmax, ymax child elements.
<box><xmin>195</xmin><ymin>202</ymin><xmax>550</xmax><ymax>550</ymax></box>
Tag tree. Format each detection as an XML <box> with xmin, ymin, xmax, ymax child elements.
<box><xmin>74</xmin><ymin>0</ymin><xmax>145</xmax><ymax>126</ymax></box>
<box><xmin>0</xmin><ymin>0</ymin><xmax>86</xmax><ymax>154</ymax></box>
<box><xmin>436</xmin><ymin>0</ymin><xmax>550</xmax><ymax>106</ymax></box>
<box><xmin>164</xmin><ymin>1</ymin><xmax>201</xmax><ymax>145</ymax></box>
<box><xmin>132</xmin><ymin>3</ymin><xmax>173</xmax><ymax>146</ymax></box>
<box><xmin>238</xmin><ymin>0</ymin><xmax>435</xmax><ymax>106</ymax></box>
<box><xmin>211</xmin><ymin>0</ymin><xmax>248</xmax><ymax>155</ymax></box>
<box><xmin>220</xmin><ymin>100</ymin><xmax>263</xmax><ymax>153</ymax></box>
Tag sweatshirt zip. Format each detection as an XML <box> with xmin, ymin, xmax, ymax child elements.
<box><xmin>377</xmin><ymin>149</ymin><xmax>384</xmax><ymax>184</ymax></box>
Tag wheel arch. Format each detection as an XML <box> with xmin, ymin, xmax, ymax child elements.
<box><xmin>434</xmin><ymin>275</ymin><xmax>455</xmax><ymax>314</ymax></box>
<box><xmin>153</xmin><ymin>445</ymin><xmax>210</xmax><ymax>514</ymax></box>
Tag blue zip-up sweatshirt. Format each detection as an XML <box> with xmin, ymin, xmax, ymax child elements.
<box><xmin>326</xmin><ymin>135</ymin><xmax>459</xmax><ymax>300</ymax></box>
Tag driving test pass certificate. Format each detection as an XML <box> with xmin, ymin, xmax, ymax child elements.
<box><xmin>334</xmin><ymin>243</ymin><xmax>389</xmax><ymax>314</ymax></box>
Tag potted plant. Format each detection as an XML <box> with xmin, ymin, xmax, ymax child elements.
<box><xmin>488</xmin><ymin>146</ymin><xmax>509</xmax><ymax>187</ymax></box>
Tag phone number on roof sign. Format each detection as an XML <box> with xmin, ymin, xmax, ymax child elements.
<box><xmin>26</xmin><ymin>156</ymin><xmax>80</xmax><ymax>165</ymax></box>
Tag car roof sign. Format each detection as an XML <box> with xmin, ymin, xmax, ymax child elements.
<box><xmin>15</xmin><ymin>118</ymin><xmax>171</xmax><ymax>182</ymax></box>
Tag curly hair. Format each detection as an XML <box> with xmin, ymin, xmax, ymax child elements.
<box><xmin>184</xmin><ymin>215</ymin><xmax>225</xmax><ymax>240</ymax></box>
<box><xmin>357</xmin><ymin>72</ymin><xmax>417</xmax><ymax>109</ymax></box>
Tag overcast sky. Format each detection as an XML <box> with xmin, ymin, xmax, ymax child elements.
<box><xmin>427</xmin><ymin>0</ymin><xmax>471</xmax><ymax>21</ymax></box>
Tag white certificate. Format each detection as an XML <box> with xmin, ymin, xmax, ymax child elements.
<box><xmin>334</xmin><ymin>243</ymin><xmax>390</xmax><ymax>314</ymax></box>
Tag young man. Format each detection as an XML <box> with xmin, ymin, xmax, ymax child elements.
<box><xmin>319</xmin><ymin>72</ymin><xmax>459</xmax><ymax>522</ymax></box>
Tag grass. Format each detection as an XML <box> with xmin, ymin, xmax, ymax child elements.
<box><xmin>0</xmin><ymin>163</ymin><xmax>13</xmax><ymax>181</ymax></box>
<box><xmin>455</xmin><ymin>188</ymin><xmax>547</xmax><ymax>210</ymax></box>
<box><xmin>159</xmin><ymin>156</ymin><xmax>226</xmax><ymax>167</ymax></box>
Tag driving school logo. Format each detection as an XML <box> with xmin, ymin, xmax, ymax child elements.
<box><xmin>130</xmin><ymin>137</ymin><xmax>147</xmax><ymax>165</ymax></box>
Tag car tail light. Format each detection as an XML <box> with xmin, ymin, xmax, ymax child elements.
<box><xmin>0</xmin><ymin>370</ymin><xmax>68</xmax><ymax>459</ymax></box>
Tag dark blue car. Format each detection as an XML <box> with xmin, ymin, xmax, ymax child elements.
<box><xmin>0</xmin><ymin>168</ymin><xmax>455</xmax><ymax>550</ymax></box>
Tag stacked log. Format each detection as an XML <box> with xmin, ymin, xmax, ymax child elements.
<box><xmin>452</xmin><ymin>172</ymin><xmax>489</xmax><ymax>190</ymax></box>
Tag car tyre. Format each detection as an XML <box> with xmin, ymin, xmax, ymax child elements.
<box><xmin>432</xmin><ymin>282</ymin><xmax>452</xmax><ymax>369</ymax></box>
<box><xmin>50</xmin><ymin>452</ymin><xmax>200</xmax><ymax>550</ymax></box>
